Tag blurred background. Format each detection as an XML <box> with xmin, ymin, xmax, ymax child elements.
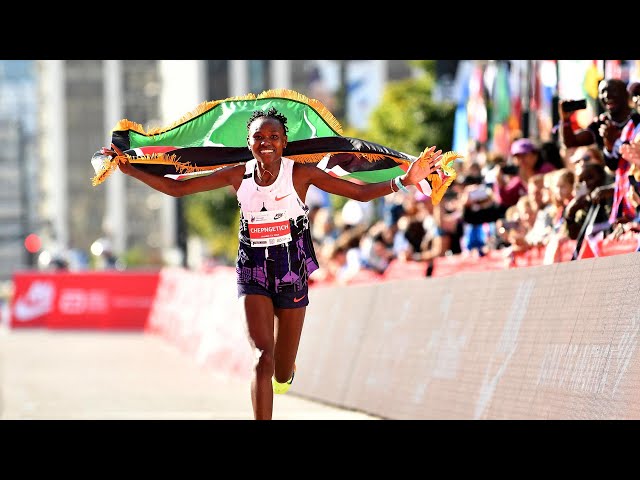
<box><xmin>1</xmin><ymin>59</ymin><xmax>638</xmax><ymax>306</ymax></box>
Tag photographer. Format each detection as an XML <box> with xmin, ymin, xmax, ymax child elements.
<box><xmin>459</xmin><ymin>163</ymin><xmax>493</xmax><ymax>255</ymax></box>
<box><xmin>560</xmin><ymin>78</ymin><xmax>636</xmax><ymax>157</ymax></box>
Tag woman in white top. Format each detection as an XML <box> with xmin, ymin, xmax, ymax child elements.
<box><xmin>111</xmin><ymin>107</ymin><xmax>442</xmax><ymax>420</ymax></box>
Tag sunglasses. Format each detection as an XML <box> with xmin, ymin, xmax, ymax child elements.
<box><xmin>572</xmin><ymin>154</ymin><xmax>593</xmax><ymax>163</ymax></box>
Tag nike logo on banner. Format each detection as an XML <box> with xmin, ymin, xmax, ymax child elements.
<box><xmin>275</xmin><ymin>193</ymin><xmax>291</xmax><ymax>201</ymax></box>
<box><xmin>293</xmin><ymin>295</ymin><xmax>306</xmax><ymax>303</ymax></box>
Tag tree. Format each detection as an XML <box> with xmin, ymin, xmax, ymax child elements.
<box><xmin>365</xmin><ymin>60</ymin><xmax>456</xmax><ymax>156</ymax></box>
<box><xmin>183</xmin><ymin>187</ymin><xmax>239</xmax><ymax>265</ymax></box>
<box><xmin>333</xmin><ymin>60</ymin><xmax>457</xmax><ymax>213</ymax></box>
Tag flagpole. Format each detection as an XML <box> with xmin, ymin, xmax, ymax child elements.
<box><xmin>572</xmin><ymin>203</ymin><xmax>600</xmax><ymax>261</ymax></box>
<box><xmin>521</xmin><ymin>60</ymin><xmax>531</xmax><ymax>138</ymax></box>
<box><xmin>552</xmin><ymin>60</ymin><xmax>560</xmax><ymax>144</ymax></box>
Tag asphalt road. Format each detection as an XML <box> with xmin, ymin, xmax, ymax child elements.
<box><xmin>0</xmin><ymin>327</ymin><xmax>379</xmax><ymax>420</ymax></box>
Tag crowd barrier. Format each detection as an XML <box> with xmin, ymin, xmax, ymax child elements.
<box><xmin>296</xmin><ymin>252</ymin><xmax>640</xmax><ymax>419</ymax></box>
<box><xmin>142</xmin><ymin>248</ymin><xmax>640</xmax><ymax>419</ymax></box>
<box><xmin>311</xmin><ymin>231</ymin><xmax>639</xmax><ymax>286</ymax></box>
<box><xmin>7</xmin><ymin>234</ymin><xmax>639</xmax><ymax>418</ymax></box>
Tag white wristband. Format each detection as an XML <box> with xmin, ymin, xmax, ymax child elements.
<box><xmin>394</xmin><ymin>176</ymin><xmax>409</xmax><ymax>193</ymax></box>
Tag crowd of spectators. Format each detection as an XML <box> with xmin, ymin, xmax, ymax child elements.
<box><xmin>308</xmin><ymin>78</ymin><xmax>640</xmax><ymax>285</ymax></box>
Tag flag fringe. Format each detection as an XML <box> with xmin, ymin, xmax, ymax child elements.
<box><xmin>427</xmin><ymin>150</ymin><xmax>462</xmax><ymax>205</ymax></box>
<box><xmin>111</xmin><ymin>89</ymin><xmax>344</xmax><ymax>137</ymax></box>
<box><xmin>91</xmin><ymin>156</ymin><xmax>121</xmax><ymax>186</ymax></box>
<box><xmin>91</xmin><ymin>152</ymin><xmax>243</xmax><ymax>186</ymax></box>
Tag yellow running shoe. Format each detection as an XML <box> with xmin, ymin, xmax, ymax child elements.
<box><xmin>272</xmin><ymin>364</ymin><xmax>296</xmax><ymax>395</ymax></box>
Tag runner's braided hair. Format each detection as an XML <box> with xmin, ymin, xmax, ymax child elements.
<box><xmin>247</xmin><ymin>107</ymin><xmax>289</xmax><ymax>134</ymax></box>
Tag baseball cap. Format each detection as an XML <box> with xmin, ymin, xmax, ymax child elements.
<box><xmin>510</xmin><ymin>138</ymin><xmax>537</xmax><ymax>156</ymax></box>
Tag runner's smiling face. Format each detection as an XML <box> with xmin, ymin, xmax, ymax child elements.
<box><xmin>247</xmin><ymin>117</ymin><xmax>287</xmax><ymax>167</ymax></box>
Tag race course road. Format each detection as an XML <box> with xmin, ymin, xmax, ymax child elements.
<box><xmin>0</xmin><ymin>328</ymin><xmax>379</xmax><ymax>420</ymax></box>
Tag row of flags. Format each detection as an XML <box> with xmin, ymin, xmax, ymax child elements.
<box><xmin>453</xmin><ymin>60</ymin><xmax>640</xmax><ymax>159</ymax></box>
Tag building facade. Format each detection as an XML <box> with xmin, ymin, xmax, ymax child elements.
<box><xmin>0</xmin><ymin>61</ymin><xmax>39</xmax><ymax>282</ymax></box>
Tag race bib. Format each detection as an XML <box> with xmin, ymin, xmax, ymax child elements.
<box><xmin>247</xmin><ymin>209</ymin><xmax>292</xmax><ymax>247</ymax></box>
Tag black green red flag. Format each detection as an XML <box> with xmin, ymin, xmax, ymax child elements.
<box><xmin>91</xmin><ymin>89</ymin><xmax>460</xmax><ymax>204</ymax></box>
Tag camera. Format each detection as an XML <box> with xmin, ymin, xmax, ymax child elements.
<box><xmin>501</xmin><ymin>164</ymin><xmax>519</xmax><ymax>175</ymax></box>
<box><xmin>463</xmin><ymin>175</ymin><xmax>484</xmax><ymax>186</ymax></box>
<box><xmin>562</xmin><ymin>99</ymin><xmax>587</xmax><ymax>113</ymax></box>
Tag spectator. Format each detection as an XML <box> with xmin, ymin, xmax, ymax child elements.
<box><xmin>463</xmin><ymin>139</ymin><xmax>556</xmax><ymax>228</ymax></box>
<box><xmin>326</xmin><ymin>226</ymin><xmax>367</xmax><ymax>284</ymax></box>
<box><xmin>540</xmin><ymin>140</ymin><xmax>566</xmax><ymax>170</ymax></box>
<box><xmin>567</xmin><ymin>145</ymin><xmax>606</xmax><ymax>178</ymax></box>
<box><xmin>359</xmin><ymin>221</ymin><xmax>395</xmax><ymax>274</ymax></box>
<box><xmin>507</xmin><ymin>195</ymin><xmax>536</xmax><ymax>253</ymax></box>
<box><xmin>563</xmin><ymin>163</ymin><xmax>612</xmax><ymax>240</ymax></box>
<box><xmin>310</xmin><ymin>206</ymin><xmax>338</xmax><ymax>247</ymax></box>
<box><xmin>482</xmin><ymin>151</ymin><xmax>506</xmax><ymax>188</ymax></box>
<box><xmin>546</xmin><ymin>168</ymin><xmax>576</xmax><ymax>234</ymax></box>
<box><xmin>602</xmin><ymin>81</ymin><xmax>640</xmax><ymax>225</ymax></box>
<box><xmin>415</xmin><ymin>189</ymin><xmax>464</xmax><ymax>275</ymax></box>
<box><xmin>495</xmin><ymin>138</ymin><xmax>556</xmax><ymax>209</ymax></box>
<box><xmin>340</xmin><ymin>198</ymin><xmax>376</xmax><ymax>230</ymax></box>
<box><xmin>560</xmin><ymin>78</ymin><xmax>636</xmax><ymax>152</ymax></box>
<box><xmin>459</xmin><ymin>163</ymin><xmax>492</xmax><ymax>256</ymax></box>
<box><xmin>495</xmin><ymin>204</ymin><xmax>521</xmax><ymax>249</ymax></box>
<box><xmin>523</xmin><ymin>174</ymin><xmax>552</xmax><ymax>248</ymax></box>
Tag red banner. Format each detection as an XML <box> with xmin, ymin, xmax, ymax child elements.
<box><xmin>10</xmin><ymin>271</ymin><xmax>160</xmax><ymax>330</ymax></box>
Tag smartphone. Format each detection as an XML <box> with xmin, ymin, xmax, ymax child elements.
<box><xmin>501</xmin><ymin>164</ymin><xmax>519</xmax><ymax>175</ymax></box>
<box><xmin>562</xmin><ymin>99</ymin><xmax>587</xmax><ymax>113</ymax></box>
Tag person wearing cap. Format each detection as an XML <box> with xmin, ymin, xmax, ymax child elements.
<box><xmin>461</xmin><ymin>138</ymin><xmax>557</xmax><ymax>227</ymax></box>
<box><xmin>493</xmin><ymin>138</ymin><xmax>556</xmax><ymax>210</ymax></box>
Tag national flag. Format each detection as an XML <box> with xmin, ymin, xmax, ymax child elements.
<box><xmin>92</xmin><ymin>89</ymin><xmax>459</xmax><ymax>205</ymax></box>
<box><xmin>609</xmin><ymin>121</ymin><xmax>639</xmax><ymax>224</ymax></box>
<box><xmin>583</xmin><ymin>60</ymin><xmax>602</xmax><ymax>100</ymax></box>
<box><xmin>577</xmin><ymin>230</ymin><xmax>603</xmax><ymax>259</ymax></box>
<box><xmin>489</xmin><ymin>61</ymin><xmax>511</xmax><ymax>153</ymax></box>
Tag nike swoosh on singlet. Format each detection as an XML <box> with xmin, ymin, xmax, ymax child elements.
<box><xmin>275</xmin><ymin>193</ymin><xmax>292</xmax><ymax>201</ymax></box>
<box><xmin>293</xmin><ymin>295</ymin><xmax>306</xmax><ymax>303</ymax></box>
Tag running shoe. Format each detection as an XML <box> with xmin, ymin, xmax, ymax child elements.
<box><xmin>272</xmin><ymin>364</ymin><xmax>296</xmax><ymax>395</ymax></box>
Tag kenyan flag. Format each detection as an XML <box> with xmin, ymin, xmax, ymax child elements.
<box><xmin>92</xmin><ymin>89</ymin><xmax>459</xmax><ymax>204</ymax></box>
